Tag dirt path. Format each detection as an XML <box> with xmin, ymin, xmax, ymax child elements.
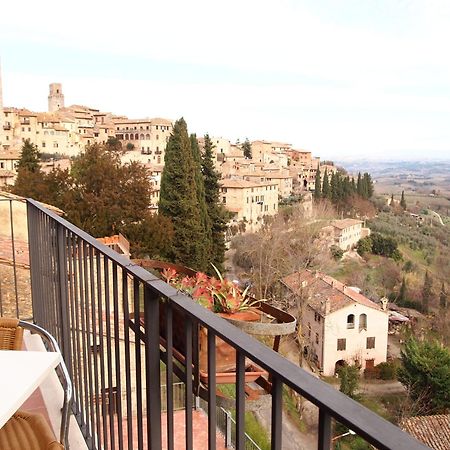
<box><xmin>254</xmin><ymin>407</ymin><xmax>317</xmax><ymax>450</ymax></box>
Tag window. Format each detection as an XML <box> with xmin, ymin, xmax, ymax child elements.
<box><xmin>359</xmin><ymin>314</ymin><xmax>367</xmax><ymax>331</ymax></box>
<box><xmin>315</xmin><ymin>333</ymin><xmax>319</xmax><ymax>344</ymax></box>
<box><xmin>0</xmin><ymin>162</ymin><xmax>3</xmax><ymax>169</ymax></box>
<box><xmin>366</xmin><ymin>337</ymin><xmax>375</xmax><ymax>349</ymax></box>
<box><xmin>347</xmin><ymin>314</ymin><xmax>355</xmax><ymax>329</ymax></box>
<box><xmin>337</xmin><ymin>338</ymin><xmax>346</xmax><ymax>351</ymax></box>
<box><xmin>222</xmin><ymin>197</ymin><xmax>226</xmax><ymax>204</ymax></box>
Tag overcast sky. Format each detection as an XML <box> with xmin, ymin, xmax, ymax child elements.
<box><xmin>1</xmin><ymin>0</ymin><xmax>450</xmax><ymax>161</ymax></box>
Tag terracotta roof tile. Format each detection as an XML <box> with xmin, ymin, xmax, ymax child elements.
<box><xmin>401</xmin><ymin>415</ymin><xmax>450</xmax><ymax>449</ymax></box>
<box><xmin>281</xmin><ymin>269</ymin><xmax>382</xmax><ymax>315</ymax></box>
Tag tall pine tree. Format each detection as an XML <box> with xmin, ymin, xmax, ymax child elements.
<box><xmin>202</xmin><ymin>134</ymin><xmax>227</xmax><ymax>272</ymax></box>
<box><xmin>159</xmin><ymin>118</ymin><xmax>206</xmax><ymax>271</ymax></box>
<box><xmin>190</xmin><ymin>134</ymin><xmax>212</xmax><ymax>270</ymax></box>
<box><xmin>400</xmin><ymin>191</ymin><xmax>407</xmax><ymax>210</ymax></box>
<box><xmin>313</xmin><ymin>168</ymin><xmax>321</xmax><ymax>200</ymax></box>
<box><xmin>242</xmin><ymin>138</ymin><xmax>252</xmax><ymax>159</ymax></box>
<box><xmin>12</xmin><ymin>139</ymin><xmax>48</xmax><ymax>201</ymax></box>
<box><xmin>440</xmin><ymin>283</ymin><xmax>448</xmax><ymax>309</ymax></box>
<box><xmin>322</xmin><ymin>169</ymin><xmax>331</xmax><ymax>200</ymax></box>
<box><xmin>422</xmin><ymin>270</ymin><xmax>433</xmax><ymax>313</ymax></box>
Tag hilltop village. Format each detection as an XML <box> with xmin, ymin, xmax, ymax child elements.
<box><xmin>0</xmin><ymin>83</ymin><xmax>337</xmax><ymax>225</ymax></box>
<box><xmin>1</xmin><ymin>80</ymin><xmax>449</xmax><ymax>450</ymax></box>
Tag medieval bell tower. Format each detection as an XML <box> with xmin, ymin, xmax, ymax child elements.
<box><xmin>48</xmin><ymin>83</ymin><xmax>64</xmax><ymax>112</ymax></box>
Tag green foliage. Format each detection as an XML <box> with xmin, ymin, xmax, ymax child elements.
<box><xmin>241</xmin><ymin>138</ymin><xmax>252</xmax><ymax>159</ymax></box>
<box><xmin>322</xmin><ymin>169</ymin><xmax>331</xmax><ymax>200</ymax></box>
<box><xmin>12</xmin><ymin>139</ymin><xmax>48</xmax><ymax>201</ymax></box>
<box><xmin>106</xmin><ymin>136</ymin><xmax>123</xmax><ymax>153</ymax></box>
<box><xmin>17</xmin><ymin>139</ymin><xmax>41</xmax><ymax>172</ymax></box>
<box><xmin>126</xmin><ymin>142</ymin><xmax>135</xmax><ymax>151</ymax></box>
<box><xmin>159</xmin><ymin>118</ymin><xmax>208</xmax><ymax>271</ymax></box>
<box><xmin>314</xmin><ymin>168</ymin><xmax>321</xmax><ymax>199</ymax></box>
<box><xmin>202</xmin><ymin>134</ymin><xmax>227</xmax><ymax>272</ymax></box>
<box><xmin>190</xmin><ymin>134</ymin><xmax>212</xmax><ymax>271</ymax></box>
<box><xmin>370</xmin><ymin>233</ymin><xmax>402</xmax><ymax>261</ymax></box>
<box><xmin>398</xmin><ymin>338</ymin><xmax>450</xmax><ymax>414</ymax></box>
<box><xmin>356</xmin><ymin>236</ymin><xmax>373</xmax><ymax>256</ymax></box>
<box><xmin>376</xmin><ymin>361</ymin><xmax>398</xmax><ymax>380</ymax></box>
<box><xmin>422</xmin><ymin>270</ymin><xmax>433</xmax><ymax>313</ymax></box>
<box><xmin>440</xmin><ymin>283</ymin><xmax>448</xmax><ymax>309</ymax></box>
<box><xmin>125</xmin><ymin>213</ymin><xmax>174</xmax><ymax>259</ymax></box>
<box><xmin>338</xmin><ymin>365</ymin><xmax>360</xmax><ymax>399</ymax></box>
<box><xmin>398</xmin><ymin>277</ymin><xmax>407</xmax><ymax>303</ymax></box>
<box><xmin>400</xmin><ymin>190</ymin><xmax>407</xmax><ymax>210</ymax></box>
<box><xmin>331</xmin><ymin>245</ymin><xmax>344</xmax><ymax>260</ymax></box>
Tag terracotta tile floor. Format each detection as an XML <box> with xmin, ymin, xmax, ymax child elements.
<box><xmin>98</xmin><ymin>409</ymin><xmax>226</xmax><ymax>450</ymax></box>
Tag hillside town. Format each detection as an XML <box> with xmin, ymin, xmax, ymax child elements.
<box><xmin>1</xmin><ymin>75</ymin><xmax>449</xmax><ymax>450</ymax></box>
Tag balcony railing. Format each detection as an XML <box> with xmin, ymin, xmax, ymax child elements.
<box><xmin>1</xmin><ymin>198</ymin><xmax>429</xmax><ymax>449</ymax></box>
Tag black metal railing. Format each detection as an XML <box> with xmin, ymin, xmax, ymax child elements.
<box><xmin>25</xmin><ymin>199</ymin><xmax>428</xmax><ymax>450</ymax></box>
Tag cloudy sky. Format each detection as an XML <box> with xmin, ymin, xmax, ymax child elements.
<box><xmin>1</xmin><ymin>0</ymin><xmax>450</xmax><ymax>161</ymax></box>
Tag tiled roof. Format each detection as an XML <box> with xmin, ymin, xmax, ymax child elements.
<box><xmin>281</xmin><ymin>269</ymin><xmax>382</xmax><ymax>315</ymax></box>
<box><xmin>331</xmin><ymin>219</ymin><xmax>363</xmax><ymax>229</ymax></box>
<box><xmin>401</xmin><ymin>415</ymin><xmax>450</xmax><ymax>450</ymax></box>
<box><xmin>220</xmin><ymin>179</ymin><xmax>278</xmax><ymax>189</ymax></box>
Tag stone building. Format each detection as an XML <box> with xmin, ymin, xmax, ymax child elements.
<box><xmin>282</xmin><ymin>269</ymin><xmax>388</xmax><ymax>376</ymax></box>
<box><xmin>219</xmin><ymin>179</ymin><xmax>278</xmax><ymax>231</ymax></box>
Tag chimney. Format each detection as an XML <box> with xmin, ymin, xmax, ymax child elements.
<box><xmin>324</xmin><ymin>298</ymin><xmax>331</xmax><ymax>315</ymax></box>
<box><xmin>381</xmin><ymin>297</ymin><xmax>388</xmax><ymax>311</ymax></box>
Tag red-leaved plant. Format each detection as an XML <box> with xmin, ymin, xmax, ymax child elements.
<box><xmin>161</xmin><ymin>264</ymin><xmax>257</xmax><ymax>314</ymax></box>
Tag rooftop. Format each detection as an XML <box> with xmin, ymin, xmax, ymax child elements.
<box><xmin>401</xmin><ymin>415</ymin><xmax>450</xmax><ymax>450</ymax></box>
<box><xmin>282</xmin><ymin>269</ymin><xmax>383</xmax><ymax>315</ymax></box>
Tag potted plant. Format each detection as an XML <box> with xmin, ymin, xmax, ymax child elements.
<box><xmin>132</xmin><ymin>259</ymin><xmax>296</xmax><ymax>400</ymax></box>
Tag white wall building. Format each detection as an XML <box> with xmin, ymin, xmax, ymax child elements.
<box><xmin>282</xmin><ymin>270</ymin><xmax>388</xmax><ymax>376</ymax></box>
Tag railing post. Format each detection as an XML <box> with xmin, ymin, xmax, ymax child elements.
<box><xmin>225</xmin><ymin>410</ymin><xmax>232</xmax><ymax>449</ymax></box>
<box><xmin>56</xmin><ymin>223</ymin><xmax>72</xmax><ymax>376</ymax></box>
<box><xmin>318</xmin><ymin>410</ymin><xmax>332</xmax><ymax>450</ymax></box>
<box><xmin>144</xmin><ymin>284</ymin><xmax>162</xmax><ymax>450</ymax></box>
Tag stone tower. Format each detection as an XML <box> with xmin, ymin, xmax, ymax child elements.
<box><xmin>48</xmin><ymin>83</ymin><xmax>64</xmax><ymax>112</ymax></box>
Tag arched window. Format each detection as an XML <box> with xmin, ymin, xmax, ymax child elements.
<box><xmin>140</xmin><ymin>134</ymin><xmax>144</xmax><ymax>140</ymax></box>
<box><xmin>135</xmin><ymin>133</ymin><xmax>139</xmax><ymax>140</ymax></box>
<box><xmin>359</xmin><ymin>314</ymin><xmax>367</xmax><ymax>331</ymax></box>
<box><xmin>145</xmin><ymin>134</ymin><xmax>150</xmax><ymax>140</ymax></box>
<box><xmin>130</xmin><ymin>134</ymin><xmax>134</xmax><ymax>140</ymax></box>
<box><xmin>125</xmin><ymin>133</ymin><xmax>129</xmax><ymax>140</ymax></box>
<box><xmin>347</xmin><ymin>314</ymin><xmax>355</xmax><ymax>329</ymax></box>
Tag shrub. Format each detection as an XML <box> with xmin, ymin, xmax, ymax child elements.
<box><xmin>331</xmin><ymin>245</ymin><xmax>344</xmax><ymax>260</ymax></box>
<box><xmin>357</xmin><ymin>236</ymin><xmax>372</xmax><ymax>256</ymax></box>
<box><xmin>376</xmin><ymin>361</ymin><xmax>397</xmax><ymax>380</ymax></box>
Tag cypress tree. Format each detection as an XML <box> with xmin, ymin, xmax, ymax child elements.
<box><xmin>159</xmin><ymin>118</ymin><xmax>206</xmax><ymax>271</ymax></box>
<box><xmin>313</xmin><ymin>167</ymin><xmax>321</xmax><ymax>199</ymax></box>
<box><xmin>202</xmin><ymin>134</ymin><xmax>227</xmax><ymax>272</ymax></box>
<box><xmin>440</xmin><ymin>283</ymin><xmax>447</xmax><ymax>309</ymax></box>
<box><xmin>399</xmin><ymin>277</ymin><xmax>407</xmax><ymax>304</ymax></box>
<box><xmin>331</xmin><ymin>172</ymin><xmax>338</xmax><ymax>204</ymax></box>
<box><xmin>422</xmin><ymin>270</ymin><xmax>433</xmax><ymax>313</ymax></box>
<box><xmin>322</xmin><ymin>169</ymin><xmax>331</xmax><ymax>200</ymax></box>
<box><xmin>400</xmin><ymin>191</ymin><xmax>407</xmax><ymax>210</ymax></box>
<box><xmin>190</xmin><ymin>134</ymin><xmax>212</xmax><ymax>270</ymax></box>
<box><xmin>242</xmin><ymin>138</ymin><xmax>252</xmax><ymax>159</ymax></box>
<box><xmin>12</xmin><ymin>139</ymin><xmax>48</xmax><ymax>200</ymax></box>
<box><xmin>351</xmin><ymin>177</ymin><xmax>356</xmax><ymax>193</ymax></box>
<box><xmin>17</xmin><ymin>139</ymin><xmax>41</xmax><ymax>172</ymax></box>
<box><xmin>356</xmin><ymin>172</ymin><xmax>363</xmax><ymax>196</ymax></box>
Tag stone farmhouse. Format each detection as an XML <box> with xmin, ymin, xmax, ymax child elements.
<box><xmin>281</xmin><ymin>269</ymin><xmax>388</xmax><ymax>376</ymax></box>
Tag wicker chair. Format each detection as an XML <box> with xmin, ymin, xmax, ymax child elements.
<box><xmin>0</xmin><ymin>320</ymin><xmax>72</xmax><ymax>449</ymax></box>
<box><xmin>0</xmin><ymin>317</ymin><xmax>24</xmax><ymax>350</ymax></box>
<box><xmin>0</xmin><ymin>410</ymin><xmax>63</xmax><ymax>450</ymax></box>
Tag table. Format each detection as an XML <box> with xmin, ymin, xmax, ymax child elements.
<box><xmin>0</xmin><ymin>350</ymin><xmax>61</xmax><ymax>429</ymax></box>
